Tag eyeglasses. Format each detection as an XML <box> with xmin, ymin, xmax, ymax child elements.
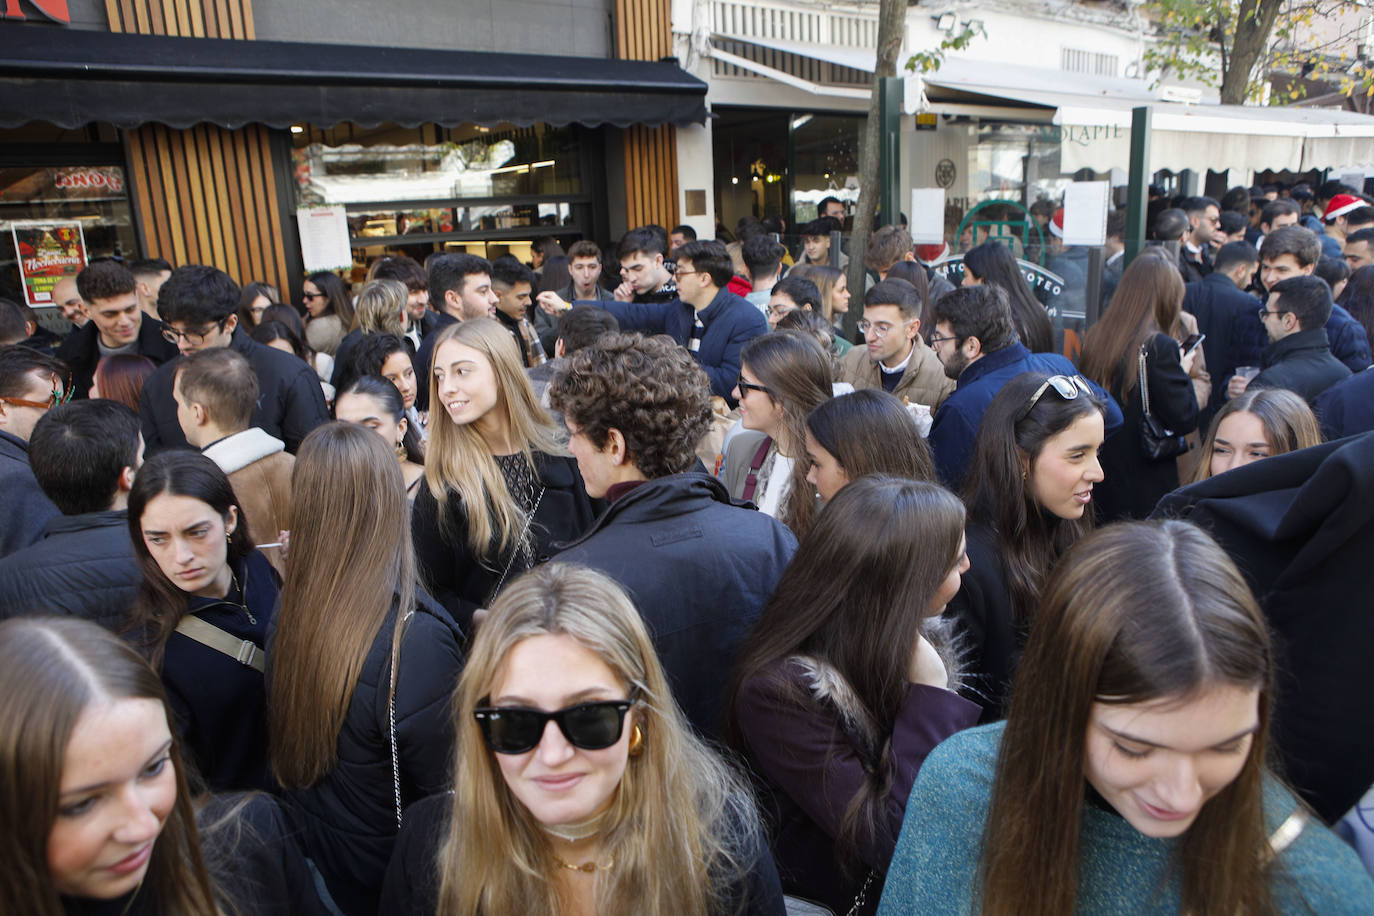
<box><xmin>858</xmin><ymin>318</ymin><xmax>910</xmax><ymax>337</ymax></box>
<box><xmin>303</xmin><ymin>292</ymin><xmax>327</xmax><ymax>300</ymax></box>
<box><xmin>473</xmin><ymin>695</ymin><xmax>636</xmax><ymax>755</ymax></box>
<box><xmin>1258</xmin><ymin>307</ymin><xmax>1287</xmax><ymax>320</ymax></box>
<box><xmin>1017</xmin><ymin>375</ymin><xmax>1093</xmax><ymax>422</ymax></box>
<box><xmin>927</xmin><ymin>332</ymin><xmax>959</xmax><ymax>347</ymax></box>
<box><xmin>674</xmin><ymin>269</ymin><xmax>702</xmax><ymax>279</ymax></box>
<box><xmin>736</xmin><ymin>375</ymin><xmax>771</xmax><ymax>396</ymax></box>
<box><xmin>162</xmin><ymin>319</ymin><xmax>228</xmax><ymax>347</ymax></box>
<box><xmin>0</xmin><ymin>375</ymin><xmax>71</xmax><ymax>410</ymax></box>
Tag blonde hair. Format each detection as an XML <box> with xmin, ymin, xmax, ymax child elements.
<box><xmin>1189</xmin><ymin>388</ymin><xmax>1323</xmax><ymax>484</ymax></box>
<box><xmin>424</xmin><ymin>318</ymin><xmax>560</xmax><ymax>555</ymax></box>
<box><xmin>352</xmin><ymin>278</ymin><xmax>408</xmax><ymax>336</ymax></box>
<box><xmin>268</xmin><ymin>422</ymin><xmax>417</xmax><ymax>787</ymax></box>
<box><xmin>437</xmin><ymin>564</ymin><xmax>761</xmax><ymax>916</ymax></box>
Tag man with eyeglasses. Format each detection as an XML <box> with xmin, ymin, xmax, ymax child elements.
<box><xmin>55</xmin><ymin>260</ymin><xmax>179</xmax><ymax>400</ymax></box>
<box><xmin>0</xmin><ymin>345</ymin><xmax>65</xmax><ymax>556</ymax></box>
<box><xmin>836</xmin><ymin>279</ymin><xmax>953</xmax><ymax>410</ymax></box>
<box><xmin>138</xmin><ymin>265</ymin><xmax>329</xmax><ymax>454</ymax></box>
<box><xmin>1230</xmin><ymin>275</ymin><xmax>1350</xmax><ymax>405</ymax></box>
<box><xmin>1255</xmin><ymin>226</ymin><xmax>1371</xmax><ymax>374</ymax></box>
<box><xmin>925</xmin><ymin>286</ymin><xmax>1121</xmax><ymax>489</ymax></box>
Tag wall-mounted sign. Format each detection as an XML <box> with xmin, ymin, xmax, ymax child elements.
<box><xmin>0</xmin><ymin>0</ymin><xmax>72</xmax><ymax>24</ymax></box>
<box><xmin>935</xmin><ymin>254</ymin><xmax>1067</xmax><ymax>298</ymax></box>
<box><xmin>934</xmin><ymin>158</ymin><xmax>957</xmax><ymax>189</ymax></box>
<box><xmin>12</xmin><ymin>220</ymin><xmax>87</xmax><ymax>308</ymax></box>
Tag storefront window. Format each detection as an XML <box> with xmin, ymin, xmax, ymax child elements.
<box><xmin>791</xmin><ymin>114</ymin><xmax>860</xmax><ymax>224</ymax></box>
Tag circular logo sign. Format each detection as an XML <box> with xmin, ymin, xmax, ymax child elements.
<box><xmin>935</xmin><ymin>158</ymin><xmax>957</xmax><ymax>189</ymax></box>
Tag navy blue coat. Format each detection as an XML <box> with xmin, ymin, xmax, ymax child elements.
<box><xmin>0</xmin><ymin>509</ymin><xmax>139</xmax><ymax>628</ymax></box>
<box><xmin>595</xmin><ymin>289</ymin><xmax>769</xmax><ymax>404</ymax></box>
<box><xmin>56</xmin><ymin>317</ymin><xmax>179</xmax><ymax>400</ymax></box>
<box><xmin>1252</xmin><ymin>327</ymin><xmax>1352</xmax><ymax>405</ymax></box>
<box><xmin>552</xmin><ymin>473</ymin><xmax>797</xmax><ymax>737</ymax></box>
<box><xmin>1183</xmin><ymin>273</ymin><xmax>1267</xmax><ymax>425</ymax></box>
<box><xmin>0</xmin><ymin>430</ymin><xmax>59</xmax><ymax>559</ymax></box>
<box><xmin>926</xmin><ymin>343</ymin><xmax>1123</xmax><ymax>490</ymax></box>
<box><xmin>1325</xmin><ymin>304</ymin><xmax>1372</xmax><ymax>373</ymax></box>
<box><xmin>1315</xmin><ymin>366</ymin><xmax>1374</xmax><ymax>440</ymax></box>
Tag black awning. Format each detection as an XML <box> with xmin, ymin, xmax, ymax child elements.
<box><xmin>0</xmin><ymin>29</ymin><xmax>709</xmax><ymax>130</ymax></box>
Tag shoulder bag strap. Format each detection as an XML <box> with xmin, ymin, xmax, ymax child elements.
<box><xmin>174</xmin><ymin>616</ymin><xmax>265</xmax><ymax>673</ymax></box>
<box><xmin>740</xmin><ymin>436</ymin><xmax>774</xmax><ymax>503</ymax></box>
<box><xmin>389</xmin><ymin>609</ymin><xmax>417</xmax><ymax>830</ymax></box>
<box><xmin>1137</xmin><ymin>344</ymin><xmax>1153</xmax><ymax>419</ymax></box>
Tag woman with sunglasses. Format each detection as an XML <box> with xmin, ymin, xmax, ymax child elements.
<box><xmin>269</xmin><ymin>421</ymin><xmax>464</xmax><ymax>916</ymax></box>
<box><xmin>411</xmin><ymin>319</ymin><xmax>595</xmax><ymax>628</ymax></box>
<box><xmin>949</xmin><ymin>370</ymin><xmax>1107</xmax><ymax>721</ymax></box>
<box><xmin>727</xmin><ymin>476</ymin><xmax>979</xmax><ymax>915</ymax></box>
<box><xmin>721</xmin><ymin>331</ymin><xmax>833</xmax><ymax>536</ymax></box>
<box><xmin>126</xmin><ymin>449</ymin><xmax>278</xmax><ymax>793</ymax></box>
<box><xmin>879</xmin><ymin>521</ymin><xmax>1374</xmax><ymax>915</ymax></box>
<box><xmin>0</xmin><ymin>616</ymin><xmax>223</xmax><ymax>915</ymax></box>
<box><xmin>1080</xmin><ymin>253</ymin><xmax>1199</xmax><ymax>520</ymax></box>
<box><xmin>301</xmin><ymin>271</ymin><xmax>354</xmax><ymax>357</ymax></box>
<box><xmin>383</xmin><ymin>563</ymin><xmax>784</xmax><ymax>915</ymax></box>
<box><xmin>1188</xmin><ymin>387</ymin><xmax>1322</xmax><ymax>483</ymax></box>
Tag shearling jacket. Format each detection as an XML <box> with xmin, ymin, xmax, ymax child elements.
<box><xmin>836</xmin><ymin>339</ymin><xmax>955</xmax><ymax>412</ymax></box>
<box><xmin>203</xmin><ymin>428</ymin><xmax>294</xmax><ymax>575</ymax></box>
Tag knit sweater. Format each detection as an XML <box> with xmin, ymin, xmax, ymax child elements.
<box><xmin>878</xmin><ymin>722</ymin><xmax>1374</xmax><ymax>915</ymax></box>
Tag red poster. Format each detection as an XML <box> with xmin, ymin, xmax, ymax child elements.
<box><xmin>12</xmin><ymin>221</ymin><xmax>88</xmax><ymax>308</ymax></box>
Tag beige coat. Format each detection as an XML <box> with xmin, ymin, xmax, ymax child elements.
<box><xmin>836</xmin><ymin>338</ymin><xmax>955</xmax><ymax>411</ymax></box>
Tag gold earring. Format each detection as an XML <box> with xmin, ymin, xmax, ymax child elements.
<box><xmin>627</xmin><ymin>723</ymin><xmax>645</xmax><ymax>757</ymax></box>
<box><xmin>395</xmin><ymin>440</ymin><xmax>406</xmax><ymax>461</ymax></box>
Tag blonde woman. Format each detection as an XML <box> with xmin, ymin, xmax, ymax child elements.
<box><xmin>381</xmin><ymin>563</ymin><xmax>785</xmax><ymax>915</ymax></box>
<box><xmin>411</xmin><ymin>318</ymin><xmax>596</xmax><ymax>628</ymax></box>
<box><xmin>331</xmin><ymin>278</ymin><xmax>410</xmax><ymax>388</ymax></box>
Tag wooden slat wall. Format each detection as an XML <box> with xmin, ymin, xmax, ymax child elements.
<box><xmin>616</xmin><ymin>0</ymin><xmax>680</xmax><ymax>229</ymax></box>
<box><xmin>106</xmin><ymin>0</ymin><xmax>287</xmax><ymax>291</ymax></box>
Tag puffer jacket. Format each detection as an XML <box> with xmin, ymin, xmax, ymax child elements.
<box><xmin>0</xmin><ymin>510</ymin><xmax>139</xmax><ymax>628</ymax></box>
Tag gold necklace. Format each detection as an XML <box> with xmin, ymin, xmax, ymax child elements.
<box><xmin>552</xmin><ymin>854</ymin><xmax>614</xmax><ymax>874</ymax></box>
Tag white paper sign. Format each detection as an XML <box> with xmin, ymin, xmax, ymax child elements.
<box><xmin>296</xmin><ymin>206</ymin><xmax>353</xmax><ymax>273</ymax></box>
<box><xmin>909</xmin><ymin>188</ymin><xmax>946</xmax><ymax>244</ymax></box>
<box><xmin>1061</xmin><ymin>181</ymin><xmax>1110</xmax><ymax>247</ymax></box>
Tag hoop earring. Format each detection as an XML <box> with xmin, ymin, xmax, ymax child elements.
<box><xmin>395</xmin><ymin>439</ymin><xmax>406</xmax><ymax>461</ymax></box>
<box><xmin>627</xmin><ymin>723</ymin><xmax>645</xmax><ymax>757</ymax></box>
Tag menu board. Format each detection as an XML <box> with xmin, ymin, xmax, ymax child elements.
<box><xmin>11</xmin><ymin>220</ymin><xmax>88</xmax><ymax>308</ymax></box>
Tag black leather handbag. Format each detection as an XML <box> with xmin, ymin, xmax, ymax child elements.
<box><xmin>1137</xmin><ymin>344</ymin><xmax>1190</xmax><ymax>462</ymax></box>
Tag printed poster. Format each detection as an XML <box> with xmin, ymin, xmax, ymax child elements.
<box><xmin>11</xmin><ymin>220</ymin><xmax>88</xmax><ymax>308</ymax></box>
<box><xmin>296</xmin><ymin>206</ymin><xmax>353</xmax><ymax>273</ymax></box>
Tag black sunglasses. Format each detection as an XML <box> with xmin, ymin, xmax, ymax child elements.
<box><xmin>736</xmin><ymin>375</ymin><xmax>770</xmax><ymax>396</ymax></box>
<box><xmin>1017</xmin><ymin>374</ymin><xmax>1093</xmax><ymax>422</ymax></box>
<box><xmin>473</xmin><ymin>693</ymin><xmax>636</xmax><ymax>755</ymax></box>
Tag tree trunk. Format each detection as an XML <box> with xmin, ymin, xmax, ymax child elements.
<box><xmin>1219</xmin><ymin>0</ymin><xmax>1285</xmax><ymax>104</ymax></box>
<box><xmin>845</xmin><ymin>0</ymin><xmax>906</xmax><ymax>332</ymax></box>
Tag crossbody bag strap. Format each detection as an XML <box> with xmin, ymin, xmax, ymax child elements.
<box><xmin>174</xmin><ymin>616</ymin><xmax>265</xmax><ymax>673</ymax></box>
<box><xmin>389</xmin><ymin>609</ymin><xmax>417</xmax><ymax>830</ymax></box>
<box><xmin>740</xmin><ymin>436</ymin><xmax>774</xmax><ymax>503</ymax></box>
<box><xmin>1137</xmin><ymin>344</ymin><xmax>1153</xmax><ymax>418</ymax></box>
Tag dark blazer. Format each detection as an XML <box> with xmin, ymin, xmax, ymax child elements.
<box><xmin>161</xmin><ymin>550</ymin><xmax>278</xmax><ymax>793</ymax></box>
<box><xmin>411</xmin><ymin>452</ymin><xmax>596</xmax><ymax>628</ymax></box>
<box><xmin>1154</xmin><ymin>431</ymin><xmax>1374</xmax><ymax>824</ymax></box>
<box><xmin>0</xmin><ymin>430</ymin><xmax>59</xmax><ymax>559</ymax></box>
<box><xmin>0</xmin><ymin>509</ymin><xmax>139</xmax><ymax>628</ymax></box>
<box><xmin>139</xmin><ymin>327</ymin><xmax>330</xmax><ymax>453</ymax></box>
<box><xmin>1183</xmin><ymin>273</ymin><xmax>1267</xmax><ymax>425</ymax></box>
<box><xmin>1314</xmin><ymin>366</ymin><xmax>1374</xmax><ymax>440</ymax></box>
<box><xmin>381</xmin><ymin>792</ymin><xmax>787</xmax><ymax>915</ymax></box>
<box><xmin>736</xmin><ymin>657</ymin><xmax>979</xmax><ymax>914</ymax></box>
<box><xmin>598</xmin><ymin>288</ymin><xmax>769</xmax><ymax>404</ymax></box>
<box><xmin>56</xmin><ymin>317</ymin><xmax>179</xmax><ymax>399</ymax></box>
<box><xmin>1093</xmin><ymin>332</ymin><xmax>1199</xmax><ymax>521</ymax></box>
<box><xmin>279</xmin><ymin>593</ymin><xmax>464</xmax><ymax>916</ymax></box>
<box><xmin>552</xmin><ymin>473</ymin><xmax>797</xmax><ymax>736</ymax></box>
<box><xmin>1252</xmin><ymin>327</ymin><xmax>1352</xmax><ymax>405</ymax></box>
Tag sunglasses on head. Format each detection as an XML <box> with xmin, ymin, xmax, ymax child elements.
<box><xmin>1017</xmin><ymin>374</ymin><xmax>1093</xmax><ymax>422</ymax></box>
<box><xmin>473</xmin><ymin>691</ymin><xmax>637</xmax><ymax>755</ymax></box>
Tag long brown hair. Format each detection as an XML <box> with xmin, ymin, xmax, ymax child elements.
<box><xmin>268</xmin><ymin>422</ymin><xmax>416</xmax><ymax>788</ymax></box>
<box><xmin>740</xmin><ymin>330</ymin><xmax>833</xmax><ymax>536</ymax></box>
<box><xmin>805</xmin><ymin>389</ymin><xmax>936</xmax><ymax>486</ymax></box>
<box><xmin>727</xmin><ymin>476</ymin><xmax>966</xmax><ymax>872</ymax></box>
<box><xmin>127</xmin><ymin>450</ymin><xmax>254</xmax><ymax>668</ymax></box>
<box><xmin>424</xmin><ymin>318</ymin><xmax>560</xmax><ymax>555</ymax></box>
<box><xmin>1079</xmin><ymin>251</ymin><xmax>1185</xmax><ymax>396</ymax></box>
<box><xmin>1189</xmin><ymin>387</ymin><xmax>1323</xmax><ymax>484</ymax></box>
<box><xmin>980</xmin><ymin>520</ymin><xmax>1276</xmax><ymax>916</ymax></box>
<box><xmin>962</xmin><ymin>371</ymin><xmax>1104</xmax><ymax>625</ymax></box>
<box><xmin>0</xmin><ymin>617</ymin><xmax>219</xmax><ymax>915</ymax></box>
<box><xmin>438</xmin><ymin>564</ymin><xmax>761</xmax><ymax>916</ymax></box>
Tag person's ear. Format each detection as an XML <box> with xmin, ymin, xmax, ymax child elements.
<box><xmin>964</xmin><ymin>335</ymin><xmax>983</xmax><ymax>359</ymax></box>
<box><xmin>117</xmin><ymin>465</ymin><xmax>137</xmax><ymax>493</ymax></box>
<box><xmin>397</xmin><ymin>417</ymin><xmax>409</xmax><ymax>441</ymax></box>
<box><xmin>223</xmin><ymin>313</ymin><xmax>238</xmax><ymax>335</ymax></box>
<box><xmin>224</xmin><ymin>505</ymin><xmax>238</xmax><ymax>537</ymax></box>
<box><xmin>907</xmin><ymin>317</ymin><xmax>921</xmax><ymax>341</ymax></box>
<box><xmin>554</xmin><ymin>338</ymin><xmax>566</xmax><ymax>359</ymax></box>
<box><xmin>192</xmin><ymin>401</ymin><xmax>209</xmax><ymax>427</ymax></box>
<box><xmin>606</xmin><ymin>428</ymin><xmax>629</xmax><ymax>465</ymax></box>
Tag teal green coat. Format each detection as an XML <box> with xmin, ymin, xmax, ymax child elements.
<box><xmin>878</xmin><ymin>722</ymin><xmax>1374</xmax><ymax>915</ymax></box>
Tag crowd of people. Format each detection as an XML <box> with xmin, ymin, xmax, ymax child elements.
<box><xmin>2</xmin><ymin>192</ymin><xmax>1374</xmax><ymax>914</ymax></box>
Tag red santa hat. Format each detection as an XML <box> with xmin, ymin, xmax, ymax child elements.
<box><xmin>1049</xmin><ymin>208</ymin><xmax>1065</xmax><ymax>239</ymax></box>
<box><xmin>915</xmin><ymin>242</ymin><xmax>949</xmax><ymax>263</ymax></box>
<box><xmin>1324</xmin><ymin>193</ymin><xmax>1365</xmax><ymax>222</ymax></box>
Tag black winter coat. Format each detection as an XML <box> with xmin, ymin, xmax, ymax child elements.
<box><xmin>1182</xmin><ymin>273</ymin><xmax>1266</xmax><ymax>426</ymax></box>
<box><xmin>411</xmin><ymin>451</ymin><xmax>596</xmax><ymax>628</ymax></box>
<box><xmin>139</xmin><ymin>327</ymin><xmax>329</xmax><ymax>453</ymax></box>
<box><xmin>1315</xmin><ymin>366</ymin><xmax>1374</xmax><ymax>440</ymax></box>
<box><xmin>1094</xmin><ymin>332</ymin><xmax>1199</xmax><ymax>521</ymax></box>
<box><xmin>0</xmin><ymin>430</ymin><xmax>59</xmax><ymax>559</ymax></box>
<box><xmin>1154</xmin><ymin>431</ymin><xmax>1374</xmax><ymax>824</ymax></box>
<box><xmin>943</xmin><ymin>522</ymin><xmax>1020</xmax><ymax>721</ymax></box>
<box><xmin>279</xmin><ymin>592</ymin><xmax>464</xmax><ymax>916</ymax></box>
<box><xmin>552</xmin><ymin>473</ymin><xmax>797</xmax><ymax>737</ymax></box>
<box><xmin>1252</xmin><ymin>327</ymin><xmax>1352</xmax><ymax>405</ymax></box>
<box><xmin>162</xmin><ymin>550</ymin><xmax>278</xmax><ymax>793</ymax></box>
<box><xmin>0</xmin><ymin>509</ymin><xmax>139</xmax><ymax>628</ymax></box>
<box><xmin>56</xmin><ymin>317</ymin><xmax>179</xmax><ymax>400</ymax></box>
